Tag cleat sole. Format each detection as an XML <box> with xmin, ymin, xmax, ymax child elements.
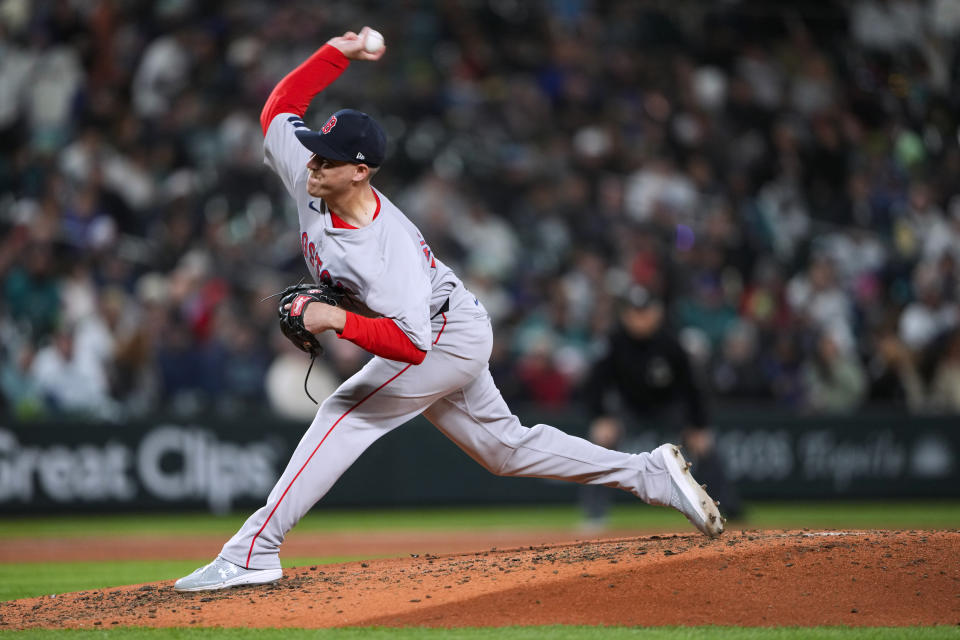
<box><xmin>657</xmin><ymin>443</ymin><xmax>724</xmax><ymax>538</ymax></box>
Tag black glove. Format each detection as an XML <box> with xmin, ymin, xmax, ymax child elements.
<box><xmin>277</xmin><ymin>283</ymin><xmax>344</xmax><ymax>357</ymax></box>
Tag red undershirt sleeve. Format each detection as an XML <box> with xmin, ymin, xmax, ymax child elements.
<box><xmin>260</xmin><ymin>44</ymin><xmax>350</xmax><ymax>135</ymax></box>
<box><xmin>264</xmin><ymin>46</ymin><xmax>426</xmax><ymax>366</ymax></box>
<box><xmin>338</xmin><ymin>312</ymin><xmax>427</xmax><ymax>365</ymax></box>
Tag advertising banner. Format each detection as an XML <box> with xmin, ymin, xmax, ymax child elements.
<box><xmin>1</xmin><ymin>410</ymin><xmax>957</xmax><ymax>513</ymax></box>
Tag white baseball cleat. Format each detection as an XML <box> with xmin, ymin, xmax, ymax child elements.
<box><xmin>173</xmin><ymin>556</ymin><xmax>282</xmax><ymax>592</ymax></box>
<box><xmin>654</xmin><ymin>443</ymin><xmax>725</xmax><ymax>538</ymax></box>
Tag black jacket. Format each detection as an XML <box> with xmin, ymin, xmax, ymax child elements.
<box><xmin>584</xmin><ymin>327</ymin><xmax>708</xmax><ymax>428</ymax></box>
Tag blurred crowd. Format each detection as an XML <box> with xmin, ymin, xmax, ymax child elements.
<box><xmin>2</xmin><ymin>0</ymin><xmax>960</xmax><ymax>422</ymax></box>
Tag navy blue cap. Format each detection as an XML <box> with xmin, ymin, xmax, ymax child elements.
<box><xmin>293</xmin><ymin>109</ymin><xmax>386</xmax><ymax>167</ymax></box>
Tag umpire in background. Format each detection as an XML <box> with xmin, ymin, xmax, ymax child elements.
<box><xmin>580</xmin><ymin>284</ymin><xmax>741</xmax><ymax>527</ymax></box>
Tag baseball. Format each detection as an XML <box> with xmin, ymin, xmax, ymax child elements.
<box><xmin>363</xmin><ymin>29</ymin><xmax>384</xmax><ymax>54</ymax></box>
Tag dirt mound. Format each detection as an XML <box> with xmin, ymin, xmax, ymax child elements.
<box><xmin>2</xmin><ymin>530</ymin><xmax>958</xmax><ymax>628</ymax></box>
<box><xmin>0</xmin><ymin>527</ymin><xmax>666</xmax><ymax>563</ymax></box>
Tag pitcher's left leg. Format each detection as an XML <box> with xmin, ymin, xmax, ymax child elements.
<box><xmin>424</xmin><ymin>368</ymin><xmax>670</xmax><ymax>501</ymax></box>
<box><xmin>423</xmin><ymin>368</ymin><xmax>724</xmax><ymax>537</ymax></box>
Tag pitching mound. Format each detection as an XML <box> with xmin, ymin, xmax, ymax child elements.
<box><xmin>2</xmin><ymin>530</ymin><xmax>957</xmax><ymax>628</ymax></box>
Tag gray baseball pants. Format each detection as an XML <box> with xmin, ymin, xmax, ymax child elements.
<box><xmin>220</xmin><ymin>285</ymin><xmax>672</xmax><ymax>570</ymax></box>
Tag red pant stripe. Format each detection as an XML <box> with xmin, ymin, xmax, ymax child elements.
<box><xmin>245</xmin><ymin>363</ymin><xmax>414</xmax><ymax>567</ymax></box>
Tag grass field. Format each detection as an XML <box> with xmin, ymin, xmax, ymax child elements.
<box><xmin>1</xmin><ymin>501</ymin><xmax>958</xmax><ymax>638</ymax></box>
<box><xmin>3</xmin><ymin>499</ymin><xmax>959</xmax><ymax>540</ymax></box>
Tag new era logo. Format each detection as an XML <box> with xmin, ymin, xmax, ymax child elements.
<box><xmin>356</xmin><ymin>152</ymin><xmax>365</xmax><ymax>160</ymax></box>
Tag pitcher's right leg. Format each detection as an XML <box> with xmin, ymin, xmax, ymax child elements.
<box><xmin>217</xmin><ymin>356</ymin><xmax>431</xmax><ymax>572</ymax></box>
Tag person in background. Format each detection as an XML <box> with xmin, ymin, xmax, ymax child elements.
<box><xmin>28</xmin><ymin>321</ymin><xmax>116</xmax><ymax>419</ymax></box>
<box><xmin>581</xmin><ymin>284</ymin><xmax>741</xmax><ymax>527</ymax></box>
<box><xmin>800</xmin><ymin>328</ymin><xmax>867</xmax><ymax>413</ymax></box>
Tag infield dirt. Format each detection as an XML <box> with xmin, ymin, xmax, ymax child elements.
<box><xmin>1</xmin><ymin>530</ymin><xmax>958</xmax><ymax>628</ymax></box>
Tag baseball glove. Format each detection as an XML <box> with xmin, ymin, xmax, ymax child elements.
<box><xmin>277</xmin><ymin>283</ymin><xmax>344</xmax><ymax>357</ymax></box>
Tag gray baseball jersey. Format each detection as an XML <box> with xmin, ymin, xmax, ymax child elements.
<box><xmin>219</xmin><ymin>112</ymin><xmax>678</xmax><ymax>570</ymax></box>
<box><xmin>263</xmin><ymin>112</ymin><xmax>458</xmax><ymax>349</ymax></box>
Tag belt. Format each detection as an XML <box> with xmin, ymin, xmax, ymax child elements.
<box><xmin>431</xmin><ymin>297</ymin><xmax>450</xmax><ymax>319</ymax></box>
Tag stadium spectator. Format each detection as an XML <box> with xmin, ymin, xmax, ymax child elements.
<box><xmin>899</xmin><ymin>262</ymin><xmax>959</xmax><ymax>352</ymax></box>
<box><xmin>801</xmin><ymin>328</ymin><xmax>868</xmax><ymax>413</ymax></box>
<box><xmin>710</xmin><ymin>320</ymin><xmax>769</xmax><ymax>401</ymax></box>
<box><xmin>927</xmin><ymin>328</ymin><xmax>960</xmax><ymax>412</ymax></box>
<box><xmin>28</xmin><ymin>321</ymin><xmax>115</xmax><ymax>419</ymax></box>
<box><xmin>3</xmin><ymin>242</ymin><xmax>61</xmax><ymax>340</ymax></box>
<box><xmin>0</xmin><ymin>0</ymin><xmax>958</xmax><ymax>421</ymax></box>
<box><xmin>867</xmin><ymin>327</ymin><xmax>926</xmax><ymax>411</ymax></box>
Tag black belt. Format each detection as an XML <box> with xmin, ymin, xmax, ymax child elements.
<box><xmin>431</xmin><ymin>297</ymin><xmax>450</xmax><ymax>318</ymax></box>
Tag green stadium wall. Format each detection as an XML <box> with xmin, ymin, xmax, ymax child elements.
<box><xmin>0</xmin><ymin>409</ymin><xmax>957</xmax><ymax>513</ymax></box>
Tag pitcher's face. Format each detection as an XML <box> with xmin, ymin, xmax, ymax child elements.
<box><xmin>306</xmin><ymin>154</ymin><xmax>356</xmax><ymax>198</ymax></box>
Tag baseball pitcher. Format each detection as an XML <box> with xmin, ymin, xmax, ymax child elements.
<box><xmin>174</xmin><ymin>27</ymin><xmax>724</xmax><ymax>592</ymax></box>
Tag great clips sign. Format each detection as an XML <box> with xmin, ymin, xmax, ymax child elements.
<box><xmin>0</xmin><ymin>422</ymin><xmax>287</xmax><ymax>513</ymax></box>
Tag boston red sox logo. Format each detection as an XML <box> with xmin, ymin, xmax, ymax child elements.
<box><xmin>301</xmin><ymin>231</ymin><xmax>355</xmax><ymax>294</ymax></box>
<box><xmin>321</xmin><ymin>115</ymin><xmax>337</xmax><ymax>134</ymax></box>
